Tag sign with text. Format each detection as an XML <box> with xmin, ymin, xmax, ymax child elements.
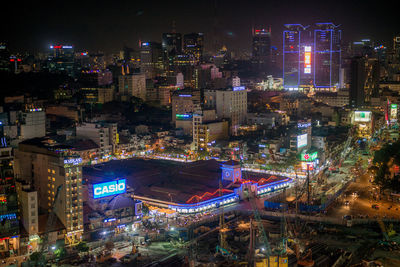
<box><xmin>93</xmin><ymin>179</ymin><xmax>126</xmax><ymax>199</ymax></box>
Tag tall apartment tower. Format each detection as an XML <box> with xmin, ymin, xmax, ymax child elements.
<box><xmin>139</xmin><ymin>42</ymin><xmax>163</xmax><ymax>79</ymax></box>
<box><xmin>283</xmin><ymin>24</ymin><xmax>309</xmax><ymax>90</ymax></box>
<box><xmin>183</xmin><ymin>33</ymin><xmax>204</xmax><ymax>62</ymax></box>
<box><xmin>14</xmin><ymin>138</ymin><xmax>84</xmax><ymax>245</ymax></box>
<box><xmin>118</xmin><ymin>73</ymin><xmax>146</xmax><ymax>101</ymax></box>
<box><xmin>314</xmin><ymin>23</ymin><xmax>341</xmax><ymax>91</ymax></box>
<box><xmin>252</xmin><ymin>27</ymin><xmax>271</xmax><ymax>65</ymax></box>
<box><xmin>349</xmin><ymin>57</ymin><xmax>366</xmax><ymax>109</ymax></box>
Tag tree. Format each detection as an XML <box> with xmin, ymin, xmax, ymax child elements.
<box><xmin>54</xmin><ymin>247</ymin><xmax>67</xmax><ymax>260</ymax></box>
<box><xmin>76</xmin><ymin>241</ymin><xmax>89</xmax><ymax>253</ymax></box>
<box><xmin>373</xmin><ymin>164</ymin><xmax>390</xmax><ymax>194</ymax></box>
<box><xmin>29</xmin><ymin>252</ymin><xmax>45</xmax><ymax>265</ymax></box>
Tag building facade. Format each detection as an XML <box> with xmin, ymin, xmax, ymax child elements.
<box><xmin>15</xmin><ymin>138</ymin><xmax>84</xmax><ymax>245</ymax></box>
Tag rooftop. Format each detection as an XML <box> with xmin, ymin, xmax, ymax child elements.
<box><xmin>84</xmin><ymin>159</ymin><xmax>286</xmax><ymax>205</ymax></box>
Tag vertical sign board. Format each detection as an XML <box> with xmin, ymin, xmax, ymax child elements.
<box><xmin>391</xmin><ymin>104</ymin><xmax>398</xmax><ymax>121</ymax></box>
<box><xmin>304</xmin><ymin>46</ymin><xmax>312</xmax><ymax>74</ymax></box>
<box><xmin>93</xmin><ymin>179</ymin><xmax>126</xmax><ymax>199</ymax></box>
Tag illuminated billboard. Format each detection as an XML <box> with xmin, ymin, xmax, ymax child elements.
<box><xmin>93</xmin><ymin>179</ymin><xmax>126</xmax><ymax>199</ymax></box>
<box><xmin>301</xmin><ymin>151</ymin><xmax>318</xmax><ymax>162</ymax></box>
<box><xmin>391</xmin><ymin>104</ymin><xmax>397</xmax><ymax>120</ymax></box>
<box><xmin>301</xmin><ymin>161</ymin><xmax>314</xmax><ymax>171</ymax></box>
<box><xmin>297</xmin><ymin>134</ymin><xmax>308</xmax><ymax>149</ymax></box>
<box><xmin>304</xmin><ymin>46</ymin><xmax>312</xmax><ymax>74</ymax></box>
<box><xmin>354</xmin><ymin>111</ymin><xmax>371</xmax><ymax>122</ymax></box>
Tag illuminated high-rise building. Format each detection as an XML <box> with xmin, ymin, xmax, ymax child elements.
<box><xmin>283</xmin><ymin>23</ymin><xmax>341</xmax><ymax>92</ymax></box>
<box><xmin>183</xmin><ymin>33</ymin><xmax>204</xmax><ymax>62</ymax></box>
<box><xmin>252</xmin><ymin>27</ymin><xmax>271</xmax><ymax>66</ymax></box>
<box><xmin>162</xmin><ymin>32</ymin><xmax>182</xmax><ymax>60</ymax></box>
<box><xmin>314</xmin><ymin>23</ymin><xmax>341</xmax><ymax>91</ymax></box>
<box><xmin>46</xmin><ymin>45</ymin><xmax>75</xmax><ymax>76</ymax></box>
<box><xmin>283</xmin><ymin>24</ymin><xmax>309</xmax><ymax>91</ymax></box>
<box><xmin>15</xmin><ymin>137</ymin><xmax>85</xmax><ymax>245</ymax></box>
<box><xmin>139</xmin><ymin>41</ymin><xmax>163</xmax><ymax>78</ymax></box>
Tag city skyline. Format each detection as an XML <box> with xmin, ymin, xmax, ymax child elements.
<box><xmin>4</xmin><ymin>0</ymin><xmax>399</xmax><ymax>53</ymax></box>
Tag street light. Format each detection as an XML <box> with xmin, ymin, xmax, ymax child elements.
<box><xmin>51</xmin><ymin>246</ymin><xmax>56</xmax><ymax>251</ymax></box>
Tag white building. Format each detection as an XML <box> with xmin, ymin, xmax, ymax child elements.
<box><xmin>232</xmin><ymin>76</ymin><xmax>241</xmax><ymax>87</ymax></box>
<box><xmin>118</xmin><ymin>73</ymin><xmax>146</xmax><ymax>101</ymax></box>
<box><xmin>16</xmin><ymin>180</ymin><xmax>39</xmax><ymax>249</ymax></box>
<box><xmin>176</xmin><ymin>73</ymin><xmax>184</xmax><ymax>88</ymax></box>
<box><xmin>76</xmin><ymin>123</ymin><xmax>118</xmax><ymax>154</ymax></box>
<box><xmin>20</xmin><ymin>110</ymin><xmax>46</xmax><ymax>140</ymax></box>
<box><xmin>205</xmin><ymin>88</ymin><xmax>247</xmax><ymax>134</ymax></box>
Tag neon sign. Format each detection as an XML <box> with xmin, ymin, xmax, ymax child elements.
<box><xmin>64</xmin><ymin>158</ymin><xmax>83</xmax><ymax>166</ymax></box>
<box><xmin>297</xmin><ymin>122</ymin><xmax>311</xmax><ymax>128</ymax></box>
<box><xmin>233</xmin><ymin>86</ymin><xmax>245</xmax><ymax>91</ymax></box>
<box><xmin>304</xmin><ymin>46</ymin><xmax>311</xmax><ymax>74</ymax></box>
<box><xmin>176</xmin><ymin>114</ymin><xmax>192</xmax><ymax>120</ymax></box>
<box><xmin>93</xmin><ymin>179</ymin><xmax>126</xmax><ymax>199</ymax></box>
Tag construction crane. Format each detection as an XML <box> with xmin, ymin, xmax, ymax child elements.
<box><xmin>37</xmin><ymin>185</ymin><xmax>63</xmax><ymax>264</ymax></box>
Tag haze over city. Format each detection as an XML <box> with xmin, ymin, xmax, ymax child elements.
<box><xmin>1</xmin><ymin>0</ymin><xmax>400</xmax><ymax>266</ymax></box>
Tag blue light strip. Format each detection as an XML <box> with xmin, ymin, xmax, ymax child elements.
<box><xmin>330</xmin><ymin>30</ymin><xmax>332</xmax><ymax>88</ymax></box>
<box><xmin>168</xmin><ymin>193</ymin><xmax>239</xmax><ymax>214</ymax></box>
<box><xmin>298</xmin><ymin>31</ymin><xmax>301</xmax><ymax>87</ymax></box>
<box><xmin>283</xmin><ymin>30</ymin><xmax>285</xmax><ymax>89</ymax></box>
<box><xmin>168</xmin><ymin>177</ymin><xmax>294</xmax><ymax>214</ymax></box>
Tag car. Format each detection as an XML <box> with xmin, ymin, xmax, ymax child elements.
<box><xmin>343</xmin><ymin>215</ymin><xmax>352</xmax><ymax>220</ymax></box>
<box><xmin>372</xmin><ymin>204</ymin><xmax>379</xmax><ymax>209</ymax></box>
<box><xmin>345</xmin><ymin>200</ymin><xmax>350</xmax><ymax>206</ymax></box>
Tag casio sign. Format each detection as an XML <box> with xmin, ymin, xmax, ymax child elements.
<box><xmin>93</xmin><ymin>179</ymin><xmax>126</xmax><ymax>199</ymax></box>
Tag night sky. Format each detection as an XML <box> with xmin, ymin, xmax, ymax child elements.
<box><xmin>4</xmin><ymin>0</ymin><xmax>399</xmax><ymax>54</ymax></box>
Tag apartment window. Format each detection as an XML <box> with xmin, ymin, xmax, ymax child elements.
<box><xmin>47</xmin><ymin>184</ymin><xmax>50</xmax><ymax>187</ymax></box>
<box><xmin>52</xmin><ymin>170</ymin><xmax>55</xmax><ymax>174</ymax></box>
<box><xmin>48</xmin><ymin>176</ymin><xmax>51</xmax><ymax>180</ymax></box>
<box><xmin>31</xmin><ymin>211</ymin><xmax>35</xmax><ymax>216</ymax></box>
<box><xmin>48</xmin><ymin>169</ymin><xmax>51</xmax><ymax>173</ymax></box>
<box><xmin>31</xmin><ymin>203</ymin><xmax>35</xmax><ymax>208</ymax></box>
<box><xmin>30</xmin><ymin>196</ymin><xmax>35</xmax><ymax>201</ymax></box>
<box><xmin>52</xmin><ymin>178</ymin><xmax>55</xmax><ymax>182</ymax></box>
<box><xmin>31</xmin><ymin>219</ymin><xmax>35</xmax><ymax>224</ymax></box>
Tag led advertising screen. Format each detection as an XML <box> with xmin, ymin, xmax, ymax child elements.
<box><xmin>304</xmin><ymin>46</ymin><xmax>312</xmax><ymax>74</ymax></box>
<box><xmin>301</xmin><ymin>161</ymin><xmax>314</xmax><ymax>171</ymax></box>
<box><xmin>301</xmin><ymin>151</ymin><xmax>318</xmax><ymax>162</ymax></box>
<box><xmin>354</xmin><ymin>111</ymin><xmax>372</xmax><ymax>122</ymax></box>
<box><xmin>93</xmin><ymin>179</ymin><xmax>126</xmax><ymax>199</ymax></box>
<box><xmin>391</xmin><ymin>104</ymin><xmax>397</xmax><ymax>120</ymax></box>
<box><xmin>297</xmin><ymin>134</ymin><xmax>308</xmax><ymax>149</ymax></box>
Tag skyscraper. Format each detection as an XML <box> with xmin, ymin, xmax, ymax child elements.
<box><xmin>283</xmin><ymin>23</ymin><xmax>342</xmax><ymax>92</ymax></box>
<box><xmin>349</xmin><ymin>57</ymin><xmax>366</xmax><ymax>108</ymax></box>
<box><xmin>283</xmin><ymin>24</ymin><xmax>308</xmax><ymax>90</ymax></box>
<box><xmin>162</xmin><ymin>33</ymin><xmax>182</xmax><ymax>58</ymax></box>
<box><xmin>252</xmin><ymin>27</ymin><xmax>271</xmax><ymax>66</ymax></box>
<box><xmin>140</xmin><ymin>41</ymin><xmax>163</xmax><ymax>78</ymax></box>
<box><xmin>314</xmin><ymin>23</ymin><xmax>341</xmax><ymax>91</ymax></box>
<box><xmin>46</xmin><ymin>45</ymin><xmax>75</xmax><ymax>76</ymax></box>
<box><xmin>183</xmin><ymin>33</ymin><xmax>204</xmax><ymax>62</ymax></box>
